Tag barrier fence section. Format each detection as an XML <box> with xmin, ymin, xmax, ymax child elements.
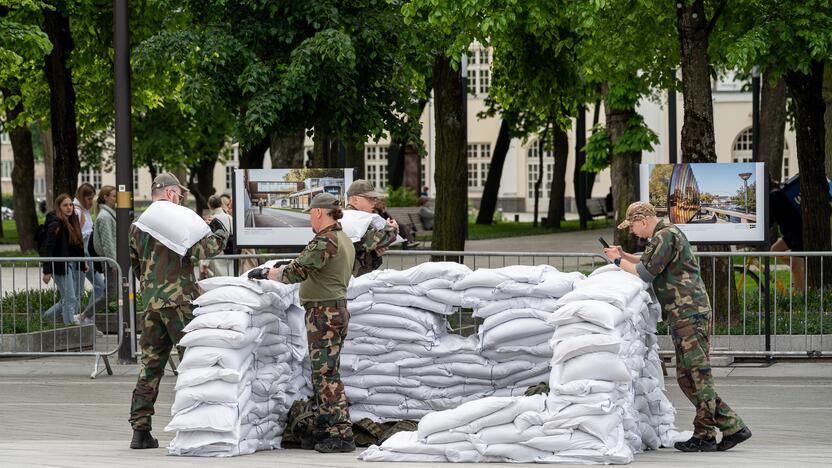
<box><xmin>0</xmin><ymin>256</ymin><xmax>123</xmax><ymax>378</ymax></box>
<box><xmin>209</xmin><ymin>250</ymin><xmax>829</xmax><ymax>358</ymax></box>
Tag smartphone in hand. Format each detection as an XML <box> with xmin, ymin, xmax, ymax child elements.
<box><xmin>598</xmin><ymin>237</ymin><xmax>610</xmax><ymax>249</ymax></box>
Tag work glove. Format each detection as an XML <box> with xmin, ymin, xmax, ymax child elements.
<box><xmin>247</xmin><ymin>267</ymin><xmax>270</xmax><ymax>281</ymax></box>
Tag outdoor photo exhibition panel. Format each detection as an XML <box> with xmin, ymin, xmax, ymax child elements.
<box><xmin>234</xmin><ymin>168</ymin><xmax>354</xmax><ymax>247</ymax></box>
<box><xmin>638</xmin><ymin>162</ymin><xmax>767</xmax><ymax>245</ymax></box>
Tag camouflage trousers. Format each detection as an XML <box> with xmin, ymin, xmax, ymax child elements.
<box><xmin>129</xmin><ymin>304</ymin><xmax>192</xmax><ymax>431</ymax></box>
<box><xmin>670</xmin><ymin>316</ymin><xmax>745</xmax><ymax>439</ymax></box>
<box><xmin>304</xmin><ymin>302</ymin><xmax>354</xmax><ymax>440</ymax></box>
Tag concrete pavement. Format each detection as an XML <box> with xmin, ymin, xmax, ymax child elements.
<box><xmin>0</xmin><ymin>356</ymin><xmax>830</xmax><ymax>467</ymax></box>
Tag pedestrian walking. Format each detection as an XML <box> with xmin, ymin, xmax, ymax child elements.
<box><xmin>603</xmin><ymin>201</ymin><xmax>752</xmax><ymax>452</ymax></box>
<box><xmin>41</xmin><ymin>194</ymin><xmax>87</xmax><ymax>324</ymax></box>
<box><xmin>248</xmin><ymin>192</ymin><xmax>356</xmax><ymax>453</ymax></box>
<box><xmin>76</xmin><ymin>186</ymin><xmax>118</xmax><ymax>324</ymax></box>
<box><xmin>128</xmin><ymin>173</ymin><xmax>228</xmax><ymax>449</ymax></box>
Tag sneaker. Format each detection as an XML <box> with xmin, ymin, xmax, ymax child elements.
<box><xmin>82</xmin><ymin>317</ymin><xmax>95</xmax><ymax>325</ymax></box>
<box><xmin>130</xmin><ymin>430</ymin><xmax>159</xmax><ymax>449</ymax></box>
<box><xmin>314</xmin><ymin>437</ymin><xmax>356</xmax><ymax>453</ymax></box>
<box><xmin>72</xmin><ymin>314</ymin><xmax>82</xmax><ymax>325</ymax></box>
<box><xmin>405</xmin><ymin>241</ymin><xmax>421</xmax><ymax>249</ymax></box>
<box><xmin>718</xmin><ymin>427</ymin><xmax>752</xmax><ymax>451</ymax></box>
<box><xmin>674</xmin><ymin>435</ymin><xmax>717</xmax><ymax>452</ymax></box>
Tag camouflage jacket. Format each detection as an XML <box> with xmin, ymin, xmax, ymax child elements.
<box><xmin>346</xmin><ymin>207</ymin><xmax>398</xmax><ymax>277</ymax></box>
<box><xmin>130</xmin><ymin>221</ymin><xmax>228</xmax><ymax>310</ymax></box>
<box><xmin>636</xmin><ymin>218</ymin><xmax>711</xmax><ymax>325</ymax></box>
<box><xmin>278</xmin><ymin>222</ymin><xmax>355</xmax><ymax>303</ymax></box>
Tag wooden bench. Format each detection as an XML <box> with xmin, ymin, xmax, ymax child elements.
<box><xmin>385</xmin><ymin>206</ymin><xmax>433</xmax><ymax>238</ymax></box>
<box><xmin>586</xmin><ymin>197</ymin><xmax>614</xmax><ymax>219</ymax></box>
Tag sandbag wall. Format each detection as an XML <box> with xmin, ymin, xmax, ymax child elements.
<box><xmin>166</xmin><ymin>277</ymin><xmax>311</xmax><ymax>457</ymax></box>
<box><xmin>359</xmin><ymin>266</ymin><xmax>686</xmax><ymax>464</ymax></box>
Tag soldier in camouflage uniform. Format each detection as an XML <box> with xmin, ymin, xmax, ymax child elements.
<box><xmin>604</xmin><ymin>201</ymin><xmax>752</xmax><ymax>452</ymax></box>
<box><xmin>345</xmin><ymin>179</ymin><xmax>398</xmax><ymax>276</ymax></box>
<box><xmin>128</xmin><ymin>173</ymin><xmax>228</xmax><ymax>449</ymax></box>
<box><xmin>248</xmin><ymin>192</ymin><xmax>357</xmax><ymax>453</ymax></box>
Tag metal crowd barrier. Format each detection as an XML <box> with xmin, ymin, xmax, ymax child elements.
<box><xmin>0</xmin><ymin>256</ymin><xmax>123</xmax><ymax>378</ymax></box>
<box><xmin>206</xmin><ymin>250</ymin><xmax>829</xmax><ymax>359</ymax></box>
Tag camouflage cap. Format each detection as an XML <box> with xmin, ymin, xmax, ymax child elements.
<box><xmin>151</xmin><ymin>172</ymin><xmax>189</xmax><ymax>193</ymax></box>
<box><xmin>347</xmin><ymin>179</ymin><xmax>385</xmax><ymax>198</ymax></box>
<box><xmin>618</xmin><ymin>201</ymin><xmax>657</xmax><ymax>229</ymax></box>
<box><xmin>303</xmin><ymin>192</ymin><xmax>340</xmax><ymax>212</ymax></box>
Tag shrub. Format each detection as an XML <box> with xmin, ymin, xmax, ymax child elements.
<box><xmin>386</xmin><ymin>186</ymin><xmax>420</xmax><ymax>207</ymax></box>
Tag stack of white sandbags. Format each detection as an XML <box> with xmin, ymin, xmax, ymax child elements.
<box><xmin>360</xmin><ymin>264</ymin><xmax>684</xmax><ymax>464</ymax></box>
<box><xmin>166</xmin><ymin>276</ymin><xmax>311</xmax><ymax>457</ymax></box>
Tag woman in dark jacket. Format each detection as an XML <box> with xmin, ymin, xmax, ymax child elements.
<box><xmin>42</xmin><ymin>194</ymin><xmax>87</xmax><ymax>324</ymax></box>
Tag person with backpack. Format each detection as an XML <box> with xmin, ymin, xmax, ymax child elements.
<box><xmin>74</xmin><ymin>183</ymin><xmax>106</xmax><ymax>314</ymax></box>
<box><xmin>76</xmin><ymin>186</ymin><xmax>118</xmax><ymax>324</ymax></box>
<box><xmin>199</xmin><ymin>195</ymin><xmax>234</xmax><ymax>278</ymax></box>
<box><xmin>42</xmin><ymin>194</ymin><xmax>87</xmax><ymax>324</ymax></box>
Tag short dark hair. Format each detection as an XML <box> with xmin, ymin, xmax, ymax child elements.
<box><xmin>208</xmin><ymin>195</ymin><xmax>223</xmax><ymax>209</ymax></box>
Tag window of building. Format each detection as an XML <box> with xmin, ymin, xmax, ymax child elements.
<box><xmin>731</xmin><ymin>127</ymin><xmax>753</xmax><ymax>164</ymax></box>
<box><xmin>34</xmin><ymin>177</ymin><xmax>45</xmax><ymax>195</ymax></box>
<box><xmin>364</xmin><ymin>145</ymin><xmax>388</xmax><ymax>189</ymax></box>
<box><xmin>527</xmin><ymin>138</ymin><xmax>557</xmax><ymax>201</ymax></box>
<box><xmin>0</xmin><ymin>160</ymin><xmax>12</xmax><ymax>179</ymax></box>
<box><xmin>226</xmin><ymin>166</ymin><xmax>235</xmax><ymax>190</ymax></box>
<box><xmin>466</xmin><ymin>44</ymin><xmax>492</xmax><ymax>98</ymax></box>
<box><xmin>467</xmin><ymin>143</ymin><xmax>491</xmax><ymax>189</ymax></box>
<box><xmin>133</xmin><ymin>172</ymin><xmax>140</xmax><ymax>195</ymax></box>
<box><xmin>79</xmin><ymin>168</ymin><xmax>102</xmax><ymax>188</ymax></box>
<box><xmin>420</xmin><ymin>159</ymin><xmax>427</xmax><ymax>190</ymax></box>
<box><xmin>528</xmin><ymin>163</ymin><xmax>540</xmax><ymax>199</ymax></box>
<box><xmin>0</xmin><ymin>132</ymin><xmax>9</xmax><ymax>144</ymax></box>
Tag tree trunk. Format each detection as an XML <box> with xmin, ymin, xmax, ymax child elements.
<box><xmin>533</xmin><ymin>130</ymin><xmax>545</xmax><ymax>228</ymax></box>
<box><xmin>239</xmin><ymin>136</ymin><xmax>269</xmax><ymax>169</ymax></box>
<box><xmin>785</xmin><ymin>62</ymin><xmax>832</xmax><ymax>288</ymax></box>
<box><xmin>586</xmin><ymin>100</ymin><xmax>601</xmax><ymax>197</ymax></box>
<box><xmin>1</xmin><ymin>87</ymin><xmax>39</xmax><ymax>250</ymax></box>
<box><xmin>42</xmin><ymin>127</ymin><xmax>54</xmax><ymax>208</ymax></box>
<box><xmin>476</xmin><ymin>120</ymin><xmax>510</xmax><ymax>225</ymax></box>
<box><xmin>269</xmin><ymin>129</ymin><xmax>304</xmax><ymax>168</ymax></box>
<box><xmin>403</xmin><ymin>144</ymin><xmax>421</xmax><ymax>193</ymax></box>
<box><xmin>431</xmin><ymin>53</ymin><xmax>467</xmax><ymax>259</ymax></box>
<box><xmin>823</xmin><ymin>62</ymin><xmax>832</xmax><ymax>179</ymax></box>
<box><xmin>387</xmin><ymin>142</ymin><xmax>405</xmax><ymax>188</ymax></box>
<box><xmin>147</xmin><ymin>164</ymin><xmax>157</xmax><ymax>182</ymax></box>
<box><xmin>606</xmin><ymin>101</ymin><xmax>641</xmax><ymax>253</ymax></box>
<box><xmin>187</xmin><ymin>156</ymin><xmax>218</xmax><ymax>216</ymax></box>
<box><xmin>344</xmin><ymin>140</ymin><xmax>364</xmax><ymax>179</ymax></box>
<box><xmin>676</xmin><ymin>0</ymin><xmax>737</xmax><ymax>326</ymax></box>
<box><xmin>759</xmin><ymin>70</ymin><xmax>787</xmax><ymax>183</ymax></box>
<box><xmin>43</xmin><ymin>6</ymin><xmax>79</xmax><ymax>197</ymax></box>
<box><xmin>544</xmin><ymin>126</ymin><xmax>569</xmax><ymax>228</ymax></box>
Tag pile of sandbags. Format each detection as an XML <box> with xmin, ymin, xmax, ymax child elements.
<box><xmin>359</xmin><ymin>264</ymin><xmax>685</xmax><ymax>464</ymax></box>
<box><xmin>166</xmin><ymin>276</ymin><xmax>310</xmax><ymax>457</ymax></box>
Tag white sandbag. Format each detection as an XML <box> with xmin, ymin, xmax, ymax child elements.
<box><xmin>375</xmin><ymin>262</ymin><xmax>472</xmax><ymax>285</ymax></box>
<box><xmin>424</xmin><ymin>288</ymin><xmax>474</xmax><ymax>307</ymax></box>
<box><xmin>350</xmin><ymin>404</ymin><xmax>431</xmax><ymax>421</ymax></box>
<box><xmin>551</xmin><ymin>321</ymin><xmax>619</xmax><ymax>341</ymax></box>
<box><xmin>198</xmin><ymin>275</ymin><xmax>297</xmax><ymax>297</ymax></box>
<box><xmin>550</xmin><ymin>334</ymin><xmax>622</xmax><ymax>364</ymax></box>
<box><xmin>372</xmin><ymin>278</ymin><xmax>454</xmax><ymax>296</ymax></box>
<box><xmin>340</xmin><ymin>209</ymin><xmax>388</xmax><ymax>242</ymax></box>
<box><xmin>378</xmin><ymin>430</ymin><xmax>476</xmax><ymax>455</ymax></box>
<box><xmin>417</xmin><ymin>397</ymin><xmax>517</xmax><ymax>439</ymax></box>
<box><xmin>453</xmin><ymin>265</ymin><xmax>557</xmax><ymax>290</ymax></box>
<box><xmin>552</xmin><ymin>379</ymin><xmax>619</xmax><ymax>396</ymax></box>
<box><xmin>494</xmin><ymin>271</ymin><xmax>584</xmax><ymax>299</ymax></box>
<box><xmin>348</xmin><ymin>273</ymin><xmax>388</xmax><ymax>299</ymax></box>
<box><xmin>175</xmin><ymin>365</ymin><xmax>248</xmax><ymax>390</ymax></box>
<box><xmin>559</xmin><ymin>269</ymin><xmax>645</xmax><ymax>309</ymax></box>
<box><xmin>550</xmin><ymin>352</ymin><xmax>631</xmax><ymax>384</ymax></box>
<box><xmin>165</xmin><ymin>403</ymin><xmax>241</xmax><ymax>434</ymax></box>
<box><xmin>454</xmin><ymin>395</ymin><xmax>547</xmax><ymax>433</ymax></box>
<box><xmin>344</xmin><ymin>374</ymin><xmax>421</xmax><ymax>389</ymax></box>
<box><xmin>472</xmin><ymin>424</ymin><xmax>547</xmax><ymax>445</ymax></box>
<box><xmin>474</xmin><ymin>443</ymin><xmax>553</xmax><ymax>463</ymax></box>
<box><xmin>168</xmin><ymin>430</ymin><xmax>239</xmax><ymax>452</ymax></box>
<box><xmin>547</xmin><ymin>300</ymin><xmax>629</xmax><ymax>329</ymax></box>
<box><xmin>359</xmin><ymin>445</ymin><xmax>449</xmax><ymax>463</ymax></box>
<box><xmin>371</xmin><ymin>293</ymin><xmax>454</xmax><ymax>315</ymax></box>
<box><xmin>171</xmin><ymin>379</ymin><xmax>250</xmax><ymax>415</ymax></box>
<box><xmin>522</xmin><ymin>431</ymin><xmax>606</xmax><ymax>452</ymax></box>
<box><xmin>473</xmin><ymin>297</ymin><xmax>560</xmax><ymax>318</ymax></box>
<box><xmin>481</xmin><ymin>308</ymin><xmax>553</xmax><ymax>332</ymax></box>
<box><xmin>348</xmin><ymin>323</ymin><xmax>436</xmax><ymax>343</ymax></box>
<box><xmin>134</xmin><ymin>201</ymin><xmax>212</xmax><ymax>256</ymax></box>
<box><xmin>480</xmin><ymin>318</ymin><xmax>555</xmax><ymax>348</ymax></box>
<box><xmin>177</xmin><ymin>342</ymin><xmax>257</xmax><ymax>372</ymax></box>
<box><xmin>192</xmin><ymin>286</ymin><xmax>280</xmax><ymax>309</ymax></box>
<box><xmin>349</xmin><ymin>313</ymin><xmax>431</xmax><ymax>334</ymax></box>
<box><xmin>183</xmin><ymin>310</ymin><xmax>252</xmax><ymax>334</ymax></box>
<box><xmin>192</xmin><ymin>303</ymin><xmax>257</xmax><ymax>317</ymax></box>
<box><xmin>179</xmin><ymin>327</ymin><xmax>263</xmax><ymax>349</ymax></box>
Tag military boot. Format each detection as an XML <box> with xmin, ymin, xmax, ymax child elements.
<box><xmin>718</xmin><ymin>427</ymin><xmax>752</xmax><ymax>451</ymax></box>
<box><xmin>674</xmin><ymin>435</ymin><xmax>717</xmax><ymax>452</ymax></box>
<box><xmin>314</xmin><ymin>437</ymin><xmax>356</xmax><ymax>453</ymax></box>
<box><xmin>130</xmin><ymin>430</ymin><xmax>159</xmax><ymax>449</ymax></box>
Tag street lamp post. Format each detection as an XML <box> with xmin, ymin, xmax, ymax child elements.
<box><xmin>739</xmin><ymin>172</ymin><xmax>752</xmax><ymax>214</ymax></box>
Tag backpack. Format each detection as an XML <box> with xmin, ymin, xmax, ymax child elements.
<box><xmin>87</xmin><ymin>228</ymin><xmax>105</xmax><ymax>273</ymax></box>
<box><xmin>35</xmin><ymin>223</ymin><xmax>48</xmax><ymax>256</ymax></box>
<box><xmin>223</xmin><ymin>229</ymin><xmax>236</xmax><ymax>255</ymax></box>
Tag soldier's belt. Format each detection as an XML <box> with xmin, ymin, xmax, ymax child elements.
<box><xmin>302</xmin><ymin>299</ymin><xmax>347</xmax><ymax>309</ymax></box>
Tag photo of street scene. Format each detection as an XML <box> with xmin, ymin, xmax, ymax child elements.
<box><xmin>640</xmin><ymin>162</ymin><xmax>766</xmax><ymax>244</ymax></box>
<box><xmin>234</xmin><ymin>168</ymin><xmax>354</xmax><ymax>246</ymax></box>
<box><xmin>647</xmin><ymin>163</ymin><xmax>757</xmax><ymax>224</ymax></box>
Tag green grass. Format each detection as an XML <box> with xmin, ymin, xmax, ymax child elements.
<box><xmin>1</xmin><ymin>287</ymin><xmax>125</xmax><ymax>334</ymax></box>
<box><xmin>416</xmin><ymin>218</ymin><xmax>614</xmax><ymax>241</ymax></box>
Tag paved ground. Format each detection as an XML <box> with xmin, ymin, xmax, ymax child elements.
<box><xmin>0</xmin><ymin>356</ymin><xmax>829</xmax><ymax>467</ymax></box>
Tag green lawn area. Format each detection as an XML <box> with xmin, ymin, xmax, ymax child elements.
<box><xmin>417</xmin><ymin>218</ymin><xmax>614</xmax><ymax>241</ymax></box>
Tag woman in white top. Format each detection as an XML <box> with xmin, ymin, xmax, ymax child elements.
<box><xmin>74</xmin><ymin>183</ymin><xmax>105</xmax><ymax>321</ymax></box>
<box><xmin>200</xmin><ymin>195</ymin><xmax>234</xmax><ymax>277</ymax></box>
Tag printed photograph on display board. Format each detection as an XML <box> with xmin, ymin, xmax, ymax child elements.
<box><xmin>638</xmin><ymin>162</ymin><xmax>766</xmax><ymax>244</ymax></box>
<box><xmin>233</xmin><ymin>168</ymin><xmax>354</xmax><ymax>246</ymax></box>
